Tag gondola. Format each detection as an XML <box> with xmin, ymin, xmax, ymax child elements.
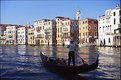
<box><xmin>40</xmin><ymin>52</ymin><xmax>99</xmax><ymax>75</ymax></box>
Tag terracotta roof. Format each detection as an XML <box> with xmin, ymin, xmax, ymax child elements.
<box><xmin>56</xmin><ymin>16</ymin><xmax>70</xmax><ymax>20</ymax></box>
<box><xmin>84</xmin><ymin>18</ymin><xmax>97</xmax><ymax>20</ymax></box>
<box><xmin>0</xmin><ymin>24</ymin><xmax>14</xmax><ymax>27</ymax></box>
<box><xmin>0</xmin><ymin>24</ymin><xmax>24</xmax><ymax>27</ymax></box>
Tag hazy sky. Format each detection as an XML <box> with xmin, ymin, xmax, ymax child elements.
<box><xmin>0</xmin><ymin>0</ymin><xmax>120</xmax><ymax>25</ymax></box>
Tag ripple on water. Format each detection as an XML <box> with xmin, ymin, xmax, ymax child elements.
<box><xmin>0</xmin><ymin>45</ymin><xmax>120</xmax><ymax>80</ymax></box>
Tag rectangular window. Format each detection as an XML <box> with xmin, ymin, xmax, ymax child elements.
<box><xmin>83</xmin><ymin>27</ymin><xmax>85</xmax><ymax>30</ymax></box>
<box><xmin>86</xmin><ymin>32</ymin><xmax>88</xmax><ymax>36</ymax></box>
<box><xmin>79</xmin><ymin>33</ymin><xmax>81</xmax><ymax>37</ymax></box>
<box><xmin>58</xmin><ymin>28</ymin><xmax>59</xmax><ymax>33</ymax></box>
<box><xmin>89</xmin><ymin>27</ymin><xmax>90</xmax><ymax>29</ymax></box>
<box><xmin>85</xmin><ymin>21</ymin><xmax>87</xmax><ymax>23</ymax></box>
<box><xmin>95</xmin><ymin>32</ymin><xmax>97</xmax><ymax>36</ymax></box>
<box><xmin>83</xmin><ymin>33</ymin><xmax>85</xmax><ymax>36</ymax></box>
<box><xmin>88</xmin><ymin>21</ymin><xmax>91</xmax><ymax>23</ymax></box>
<box><xmin>119</xmin><ymin>18</ymin><xmax>121</xmax><ymax>24</ymax></box>
<box><xmin>94</xmin><ymin>21</ymin><xmax>97</xmax><ymax>24</ymax></box>
<box><xmin>113</xmin><ymin>12</ymin><xmax>116</xmax><ymax>16</ymax></box>
<box><xmin>103</xmin><ymin>26</ymin><xmax>104</xmax><ymax>32</ymax></box>
<box><xmin>95</xmin><ymin>27</ymin><xmax>97</xmax><ymax>30</ymax></box>
<box><xmin>114</xmin><ymin>18</ymin><xmax>116</xmax><ymax>25</ymax></box>
<box><xmin>83</xmin><ymin>21</ymin><xmax>84</xmax><ymax>24</ymax></box>
<box><xmin>89</xmin><ymin>32</ymin><xmax>91</xmax><ymax>36</ymax></box>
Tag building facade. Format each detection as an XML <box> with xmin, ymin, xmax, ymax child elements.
<box><xmin>28</xmin><ymin>26</ymin><xmax>35</xmax><ymax>45</ymax></box>
<box><xmin>17</xmin><ymin>26</ymin><xmax>28</xmax><ymax>45</ymax></box>
<box><xmin>34</xmin><ymin>19</ymin><xmax>45</xmax><ymax>45</ymax></box>
<box><xmin>79</xmin><ymin>18</ymin><xmax>98</xmax><ymax>45</ymax></box>
<box><xmin>44</xmin><ymin>20</ymin><xmax>56</xmax><ymax>45</ymax></box>
<box><xmin>55</xmin><ymin>16</ymin><xmax>64</xmax><ymax>45</ymax></box>
<box><xmin>34</xmin><ymin>19</ymin><xmax>56</xmax><ymax>45</ymax></box>
<box><xmin>0</xmin><ymin>24</ymin><xmax>6</xmax><ymax>37</ymax></box>
<box><xmin>97</xmin><ymin>6</ymin><xmax>121</xmax><ymax>47</ymax></box>
<box><xmin>0</xmin><ymin>24</ymin><xmax>7</xmax><ymax>44</ymax></box>
<box><xmin>4</xmin><ymin>26</ymin><xmax>17</xmax><ymax>44</ymax></box>
<box><xmin>56</xmin><ymin>16</ymin><xmax>79</xmax><ymax>45</ymax></box>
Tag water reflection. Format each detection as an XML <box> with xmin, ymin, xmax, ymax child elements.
<box><xmin>97</xmin><ymin>47</ymin><xmax>120</xmax><ymax>79</ymax></box>
<box><xmin>52</xmin><ymin>46</ymin><xmax>57</xmax><ymax>58</ymax></box>
<box><xmin>0</xmin><ymin>45</ymin><xmax>120</xmax><ymax>80</ymax></box>
<box><xmin>17</xmin><ymin>45</ymin><xmax>27</xmax><ymax>55</ymax></box>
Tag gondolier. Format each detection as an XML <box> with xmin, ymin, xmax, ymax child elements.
<box><xmin>67</xmin><ymin>40</ymin><xmax>76</xmax><ymax>66</ymax></box>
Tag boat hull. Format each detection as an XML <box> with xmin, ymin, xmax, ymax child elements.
<box><xmin>40</xmin><ymin>53</ymin><xmax>99</xmax><ymax>75</ymax></box>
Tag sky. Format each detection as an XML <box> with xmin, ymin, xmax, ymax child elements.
<box><xmin>0</xmin><ymin>0</ymin><xmax>120</xmax><ymax>25</ymax></box>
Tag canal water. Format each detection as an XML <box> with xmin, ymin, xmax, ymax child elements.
<box><xmin>0</xmin><ymin>45</ymin><xmax>120</xmax><ymax>80</ymax></box>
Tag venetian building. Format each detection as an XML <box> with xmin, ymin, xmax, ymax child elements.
<box><xmin>79</xmin><ymin>18</ymin><xmax>98</xmax><ymax>45</ymax></box>
<box><xmin>34</xmin><ymin>19</ymin><xmax>56</xmax><ymax>45</ymax></box>
<box><xmin>0</xmin><ymin>24</ymin><xmax>6</xmax><ymax>38</ymax></box>
<box><xmin>34</xmin><ymin>19</ymin><xmax>45</xmax><ymax>45</ymax></box>
<box><xmin>28</xmin><ymin>25</ymin><xmax>35</xmax><ymax>45</ymax></box>
<box><xmin>55</xmin><ymin>16</ymin><xmax>64</xmax><ymax>45</ymax></box>
<box><xmin>4</xmin><ymin>25</ymin><xmax>18</xmax><ymax>44</ymax></box>
<box><xmin>44</xmin><ymin>20</ymin><xmax>56</xmax><ymax>45</ymax></box>
<box><xmin>97</xmin><ymin>5</ymin><xmax>121</xmax><ymax>47</ymax></box>
<box><xmin>17</xmin><ymin>26</ymin><xmax>28</xmax><ymax>45</ymax></box>
<box><xmin>56</xmin><ymin>16</ymin><xmax>79</xmax><ymax>45</ymax></box>
<box><xmin>0</xmin><ymin>24</ymin><xmax>7</xmax><ymax>44</ymax></box>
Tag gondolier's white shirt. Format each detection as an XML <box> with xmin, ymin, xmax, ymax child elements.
<box><xmin>67</xmin><ymin>43</ymin><xmax>76</xmax><ymax>52</ymax></box>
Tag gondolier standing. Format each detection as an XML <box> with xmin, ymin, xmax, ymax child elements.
<box><xmin>67</xmin><ymin>40</ymin><xmax>76</xmax><ymax>66</ymax></box>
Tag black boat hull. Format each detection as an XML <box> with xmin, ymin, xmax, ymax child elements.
<box><xmin>40</xmin><ymin>53</ymin><xmax>99</xmax><ymax>75</ymax></box>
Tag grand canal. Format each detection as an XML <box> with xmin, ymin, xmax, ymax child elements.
<box><xmin>0</xmin><ymin>45</ymin><xmax>120</xmax><ymax>80</ymax></box>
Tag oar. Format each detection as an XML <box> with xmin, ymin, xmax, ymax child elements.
<box><xmin>74</xmin><ymin>42</ymin><xmax>87</xmax><ymax>65</ymax></box>
<box><xmin>75</xmin><ymin>51</ymin><xmax>86</xmax><ymax>65</ymax></box>
<box><xmin>80</xmin><ymin>57</ymin><xmax>86</xmax><ymax>64</ymax></box>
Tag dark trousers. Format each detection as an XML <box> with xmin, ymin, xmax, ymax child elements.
<box><xmin>68</xmin><ymin>51</ymin><xmax>75</xmax><ymax>66</ymax></box>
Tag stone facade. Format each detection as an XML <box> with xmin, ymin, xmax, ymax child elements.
<box><xmin>56</xmin><ymin>16</ymin><xmax>79</xmax><ymax>45</ymax></box>
<box><xmin>17</xmin><ymin>26</ymin><xmax>28</xmax><ymax>45</ymax></box>
<box><xmin>0</xmin><ymin>24</ymin><xmax>6</xmax><ymax>44</ymax></box>
<box><xmin>28</xmin><ymin>26</ymin><xmax>35</xmax><ymax>45</ymax></box>
<box><xmin>5</xmin><ymin>26</ymin><xmax>17</xmax><ymax>44</ymax></box>
<box><xmin>79</xmin><ymin>18</ymin><xmax>98</xmax><ymax>45</ymax></box>
<box><xmin>97</xmin><ymin>6</ymin><xmax>121</xmax><ymax>47</ymax></box>
<box><xmin>34</xmin><ymin>19</ymin><xmax>56</xmax><ymax>45</ymax></box>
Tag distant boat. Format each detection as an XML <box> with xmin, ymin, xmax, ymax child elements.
<box><xmin>40</xmin><ymin>52</ymin><xmax>99</xmax><ymax>75</ymax></box>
